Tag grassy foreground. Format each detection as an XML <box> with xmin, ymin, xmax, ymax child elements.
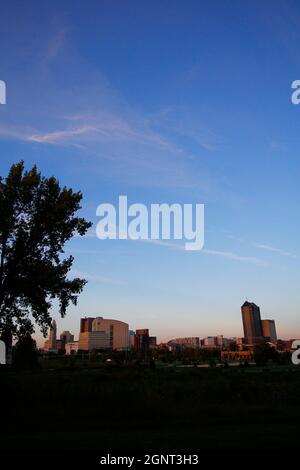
<box><xmin>0</xmin><ymin>365</ymin><xmax>299</xmax><ymax>451</ymax></box>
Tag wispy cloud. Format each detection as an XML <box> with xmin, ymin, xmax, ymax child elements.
<box><xmin>253</xmin><ymin>242</ymin><xmax>298</xmax><ymax>259</ymax></box>
<box><xmin>76</xmin><ymin>229</ymin><xmax>98</xmax><ymax>239</ymax></box>
<box><xmin>149</xmin><ymin>105</ymin><xmax>222</xmax><ymax>152</ymax></box>
<box><xmin>139</xmin><ymin>239</ymin><xmax>266</xmax><ymax>265</ymax></box>
<box><xmin>25</xmin><ymin>114</ymin><xmax>174</xmax><ymax>150</ymax></box>
<box><xmin>2</xmin><ymin>116</ymin><xmax>212</xmax><ymax>190</ymax></box>
<box><xmin>70</xmin><ymin>268</ymin><xmax>126</xmax><ymax>286</ymax></box>
<box><xmin>85</xmin><ymin>225</ymin><xmax>266</xmax><ymax>265</ymax></box>
<box><xmin>0</xmin><ymin>29</ymin><xmax>223</xmax><ymax>192</ymax></box>
<box><xmin>202</xmin><ymin>248</ymin><xmax>267</xmax><ymax>266</ymax></box>
<box><xmin>27</xmin><ymin>125</ymin><xmax>96</xmax><ymax>144</ymax></box>
<box><xmin>227</xmin><ymin>233</ymin><xmax>298</xmax><ymax>260</ymax></box>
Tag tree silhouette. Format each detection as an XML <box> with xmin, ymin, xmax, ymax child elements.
<box><xmin>0</xmin><ymin>161</ymin><xmax>92</xmax><ymax>341</ymax></box>
<box><xmin>254</xmin><ymin>342</ymin><xmax>280</xmax><ymax>366</ymax></box>
<box><xmin>13</xmin><ymin>332</ymin><xmax>39</xmax><ymax>369</ymax></box>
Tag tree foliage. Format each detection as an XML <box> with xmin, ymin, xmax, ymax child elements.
<box><xmin>13</xmin><ymin>332</ymin><xmax>39</xmax><ymax>369</ymax></box>
<box><xmin>254</xmin><ymin>342</ymin><xmax>280</xmax><ymax>366</ymax></box>
<box><xmin>0</xmin><ymin>161</ymin><xmax>91</xmax><ymax>339</ymax></box>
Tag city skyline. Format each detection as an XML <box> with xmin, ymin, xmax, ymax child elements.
<box><xmin>40</xmin><ymin>299</ymin><xmax>283</xmax><ymax>350</ymax></box>
<box><xmin>1</xmin><ymin>1</ymin><xmax>300</xmax><ymax>345</ymax></box>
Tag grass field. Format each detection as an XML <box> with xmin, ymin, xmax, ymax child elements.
<box><xmin>0</xmin><ymin>364</ymin><xmax>299</xmax><ymax>451</ymax></box>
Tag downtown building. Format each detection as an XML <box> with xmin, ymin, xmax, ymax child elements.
<box><xmin>168</xmin><ymin>337</ymin><xmax>200</xmax><ymax>349</ymax></box>
<box><xmin>44</xmin><ymin>320</ymin><xmax>75</xmax><ymax>353</ymax></box>
<box><xmin>202</xmin><ymin>336</ymin><xmax>226</xmax><ymax>349</ymax></box>
<box><xmin>43</xmin><ymin>319</ymin><xmax>57</xmax><ymax>352</ymax></box>
<box><xmin>241</xmin><ymin>301</ymin><xmax>264</xmax><ymax>345</ymax></box>
<box><xmin>134</xmin><ymin>329</ymin><xmax>150</xmax><ymax>351</ymax></box>
<box><xmin>130</xmin><ymin>329</ymin><xmax>157</xmax><ymax>351</ymax></box>
<box><xmin>261</xmin><ymin>319</ymin><xmax>277</xmax><ymax>343</ymax></box>
<box><xmin>65</xmin><ymin>341</ymin><xmax>79</xmax><ymax>355</ymax></box>
<box><xmin>241</xmin><ymin>301</ymin><xmax>277</xmax><ymax>346</ymax></box>
<box><xmin>78</xmin><ymin>316</ymin><xmax>129</xmax><ymax>351</ymax></box>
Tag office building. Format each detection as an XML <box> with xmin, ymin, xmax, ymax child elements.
<box><xmin>65</xmin><ymin>341</ymin><xmax>79</xmax><ymax>355</ymax></box>
<box><xmin>241</xmin><ymin>301</ymin><xmax>263</xmax><ymax>345</ymax></box>
<box><xmin>203</xmin><ymin>336</ymin><xmax>217</xmax><ymax>348</ymax></box>
<box><xmin>168</xmin><ymin>337</ymin><xmax>200</xmax><ymax>349</ymax></box>
<box><xmin>134</xmin><ymin>329</ymin><xmax>150</xmax><ymax>351</ymax></box>
<box><xmin>60</xmin><ymin>331</ymin><xmax>74</xmax><ymax>350</ymax></box>
<box><xmin>60</xmin><ymin>331</ymin><xmax>74</xmax><ymax>343</ymax></box>
<box><xmin>80</xmin><ymin>317</ymin><xmax>94</xmax><ymax>333</ymax></box>
<box><xmin>78</xmin><ymin>317</ymin><xmax>129</xmax><ymax>351</ymax></box>
<box><xmin>44</xmin><ymin>319</ymin><xmax>57</xmax><ymax>352</ymax></box>
<box><xmin>261</xmin><ymin>319</ymin><xmax>277</xmax><ymax>343</ymax></box>
<box><xmin>149</xmin><ymin>336</ymin><xmax>157</xmax><ymax>349</ymax></box>
<box><xmin>129</xmin><ymin>330</ymin><xmax>136</xmax><ymax>348</ymax></box>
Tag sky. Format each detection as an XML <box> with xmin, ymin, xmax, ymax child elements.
<box><xmin>0</xmin><ymin>0</ymin><xmax>300</xmax><ymax>346</ymax></box>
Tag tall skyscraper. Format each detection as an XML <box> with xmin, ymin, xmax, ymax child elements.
<box><xmin>241</xmin><ymin>301</ymin><xmax>263</xmax><ymax>345</ymax></box>
<box><xmin>44</xmin><ymin>319</ymin><xmax>57</xmax><ymax>351</ymax></box>
<box><xmin>261</xmin><ymin>319</ymin><xmax>277</xmax><ymax>343</ymax></box>
<box><xmin>49</xmin><ymin>319</ymin><xmax>57</xmax><ymax>350</ymax></box>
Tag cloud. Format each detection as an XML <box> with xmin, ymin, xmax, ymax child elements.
<box><xmin>0</xmin><ymin>31</ymin><xmax>223</xmax><ymax>192</ymax></box>
<box><xmin>146</xmin><ymin>240</ymin><xmax>267</xmax><ymax>265</ymax></box>
<box><xmin>252</xmin><ymin>243</ymin><xmax>298</xmax><ymax>259</ymax></box>
<box><xmin>148</xmin><ymin>105</ymin><xmax>222</xmax><ymax>152</ymax></box>
<box><xmin>89</xmin><ymin>224</ymin><xmax>266</xmax><ymax>265</ymax></box>
<box><xmin>25</xmin><ymin>114</ymin><xmax>174</xmax><ymax>150</ymax></box>
<box><xmin>76</xmin><ymin>229</ymin><xmax>98</xmax><ymax>239</ymax></box>
<box><xmin>145</xmin><ymin>241</ymin><xmax>267</xmax><ymax>266</ymax></box>
<box><xmin>227</xmin><ymin>233</ymin><xmax>298</xmax><ymax>260</ymax></box>
<box><xmin>27</xmin><ymin>125</ymin><xmax>96</xmax><ymax>144</ymax></box>
<box><xmin>70</xmin><ymin>268</ymin><xmax>126</xmax><ymax>286</ymax></box>
<box><xmin>1</xmin><ymin>109</ymin><xmax>211</xmax><ymax>189</ymax></box>
<box><xmin>201</xmin><ymin>249</ymin><xmax>267</xmax><ymax>266</ymax></box>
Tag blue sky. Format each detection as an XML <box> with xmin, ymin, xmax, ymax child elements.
<box><xmin>0</xmin><ymin>0</ymin><xmax>300</xmax><ymax>345</ymax></box>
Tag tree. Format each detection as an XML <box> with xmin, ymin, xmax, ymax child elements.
<box><xmin>13</xmin><ymin>332</ymin><xmax>39</xmax><ymax>369</ymax></box>
<box><xmin>0</xmin><ymin>161</ymin><xmax>92</xmax><ymax>341</ymax></box>
<box><xmin>254</xmin><ymin>342</ymin><xmax>280</xmax><ymax>366</ymax></box>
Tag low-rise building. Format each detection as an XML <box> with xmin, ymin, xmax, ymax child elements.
<box><xmin>168</xmin><ymin>337</ymin><xmax>200</xmax><ymax>349</ymax></box>
<box><xmin>221</xmin><ymin>350</ymin><xmax>253</xmax><ymax>361</ymax></box>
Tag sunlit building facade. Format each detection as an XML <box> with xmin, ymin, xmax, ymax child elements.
<box><xmin>78</xmin><ymin>317</ymin><xmax>129</xmax><ymax>351</ymax></box>
<box><xmin>241</xmin><ymin>301</ymin><xmax>264</xmax><ymax>345</ymax></box>
<box><xmin>261</xmin><ymin>319</ymin><xmax>277</xmax><ymax>343</ymax></box>
<box><xmin>44</xmin><ymin>319</ymin><xmax>57</xmax><ymax>352</ymax></box>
